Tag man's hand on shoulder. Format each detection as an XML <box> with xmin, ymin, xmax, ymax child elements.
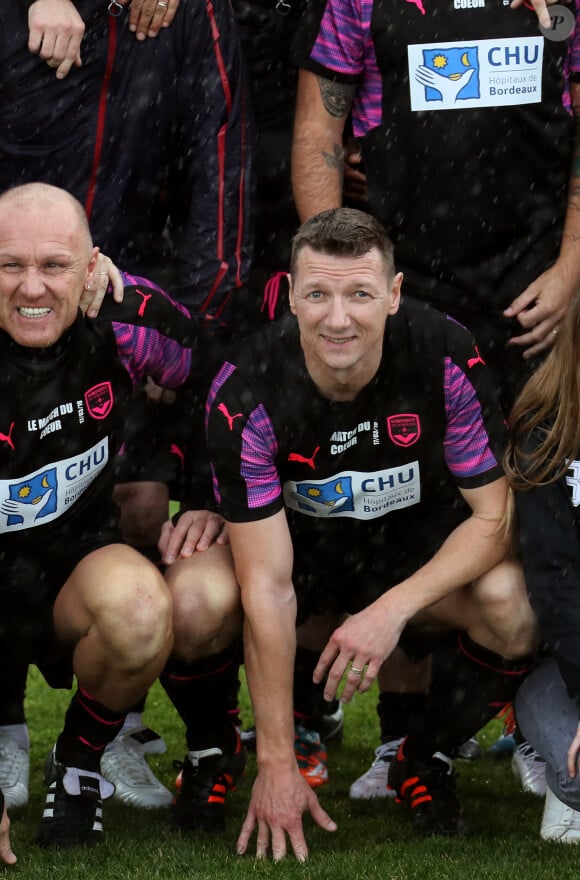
<box><xmin>28</xmin><ymin>0</ymin><xmax>84</xmax><ymax>80</ymax></box>
<box><xmin>237</xmin><ymin>764</ymin><xmax>336</xmax><ymax>861</ymax></box>
<box><xmin>80</xmin><ymin>253</ymin><xmax>125</xmax><ymax>319</ymax></box>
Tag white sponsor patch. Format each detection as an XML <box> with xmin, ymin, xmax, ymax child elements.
<box><xmin>408</xmin><ymin>37</ymin><xmax>543</xmax><ymax>111</ymax></box>
<box><xmin>283</xmin><ymin>462</ymin><xmax>421</xmax><ymax>520</ymax></box>
<box><xmin>0</xmin><ymin>437</ymin><xmax>109</xmax><ymax>532</ymax></box>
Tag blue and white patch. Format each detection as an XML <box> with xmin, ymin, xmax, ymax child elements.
<box><xmin>408</xmin><ymin>37</ymin><xmax>543</xmax><ymax>110</ymax></box>
<box><xmin>283</xmin><ymin>462</ymin><xmax>421</xmax><ymax>520</ymax></box>
<box><xmin>0</xmin><ymin>438</ymin><xmax>109</xmax><ymax>532</ymax></box>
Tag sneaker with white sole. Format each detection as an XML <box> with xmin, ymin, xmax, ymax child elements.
<box><xmin>512</xmin><ymin>742</ymin><xmax>547</xmax><ymax>797</ymax></box>
<box><xmin>0</xmin><ymin>730</ymin><xmax>29</xmax><ymax>809</ymax></box>
<box><xmin>36</xmin><ymin>748</ymin><xmax>115</xmax><ymax>849</ymax></box>
<box><xmin>101</xmin><ymin>726</ymin><xmax>172</xmax><ymax>809</ymax></box>
<box><xmin>541</xmin><ymin>787</ymin><xmax>580</xmax><ymax>842</ymax></box>
<box><xmin>349</xmin><ymin>738</ymin><xmax>404</xmax><ymax>800</ymax></box>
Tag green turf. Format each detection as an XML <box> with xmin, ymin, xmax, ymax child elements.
<box><xmin>9</xmin><ymin>668</ymin><xmax>577</xmax><ymax>878</ymax></box>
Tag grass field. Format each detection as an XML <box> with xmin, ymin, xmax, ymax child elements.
<box><xmin>9</xmin><ymin>668</ymin><xmax>579</xmax><ymax>879</ymax></box>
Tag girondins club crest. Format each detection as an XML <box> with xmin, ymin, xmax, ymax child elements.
<box><xmin>386</xmin><ymin>413</ymin><xmax>421</xmax><ymax>447</ymax></box>
<box><xmin>85</xmin><ymin>382</ymin><xmax>114</xmax><ymax>420</ymax></box>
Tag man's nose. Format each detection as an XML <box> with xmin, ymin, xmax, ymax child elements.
<box><xmin>20</xmin><ymin>268</ymin><xmax>46</xmax><ymax>296</ymax></box>
<box><xmin>326</xmin><ymin>295</ymin><xmax>350</xmax><ymax>327</ymax></box>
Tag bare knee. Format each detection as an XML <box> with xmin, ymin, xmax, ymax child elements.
<box><xmin>90</xmin><ymin>560</ymin><xmax>173</xmax><ymax>671</ymax></box>
<box><xmin>165</xmin><ymin>547</ymin><xmax>242</xmax><ymax>662</ymax></box>
<box><xmin>470</xmin><ymin>560</ymin><xmax>539</xmax><ymax>659</ymax></box>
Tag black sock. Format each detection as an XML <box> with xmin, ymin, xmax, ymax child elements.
<box><xmin>293</xmin><ymin>646</ymin><xmax>339</xmax><ymax>731</ymax></box>
<box><xmin>56</xmin><ymin>687</ymin><xmax>126</xmax><ymax>772</ymax></box>
<box><xmin>160</xmin><ymin>640</ymin><xmax>241</xmax><ymax>751</ymax></box>
<box><xmin>129</xmin><ymin>694</ymin><xmax>147</xmax><ymax>716</ymax></box>
<box><xmin>404</xmin><ymin>631</ymin><xmax>535</xmax><ymax>762</ymax></box>
<box><xmin>377</xmin><ymin>692</ymin><xmax>428</xmax><ymax>742</ymax></box>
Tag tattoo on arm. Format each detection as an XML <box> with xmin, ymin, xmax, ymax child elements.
<box><xmin>317</xmin><ymin>76</ymin><xmax>355</xmax><ymax>118</ymax></box>
<box><xmin>322</xmin><ymin>143</ymin><xmax>345</xmax><ymax>171</ymax></box>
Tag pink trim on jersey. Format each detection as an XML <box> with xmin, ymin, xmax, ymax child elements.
<box><xmin>443</xmin><ymin>358</ymin><xmax>499</xmax><ymax>478</ymax></box>
<box><xmin>206</xmin><ymin>362</ymin><xmax>237</xmax><ymax>432</ymax></box>
<box><xmin>310</xmin><ymin>0</ymin><xmax>383</xmax><ymax>136</ymax></box>
<box><xmin>562</xmin><ymin>0</ymin><xmax>580</xmax><ymax>113</ymax></box>
<box><xmin>112</xmin><ymin>322</ymin><xmax>192</xmax><ymax>388</ymax></box>
<box><xmin>240</xmin><ymin>404</ymin><xmax>281</xmax><ymax>508</ymax></box>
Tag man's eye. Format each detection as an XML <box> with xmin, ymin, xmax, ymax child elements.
<box><xmin>307</xmin><ymin>290</ymin><xmax>323</xmax><ymax>300</ymax></box>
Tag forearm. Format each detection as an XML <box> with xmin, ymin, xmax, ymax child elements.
<box><xmin>228</xmin><ymin>513</ymin><xmax>299</xmax><ymax>771</ymax></box>
<box><xmin>243</xmin><ymin>582</ymin><xmax>298</xmax><ymax>770</ymax></box>
<box><xmin>292</xmin><ymin>70</ymin><xmax>351</xmax><ymax>222</ymax></box>
<box><xmin>377</xmin><ymin>508</ymin><xmax>508</xmax><ymax>625</ymax></box>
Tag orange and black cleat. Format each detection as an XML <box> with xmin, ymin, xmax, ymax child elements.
<box><xmin>388</xmin><ymin>740</ymin><xmax>467</xmax><ymax>836</ymax></box>
<box><xmin>172</xmin><ymin>728</ymin><xmax>246</xmax><ymax>832</ymax></box>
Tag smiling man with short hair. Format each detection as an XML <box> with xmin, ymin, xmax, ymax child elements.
<box><xmin>163</xmin><ymin>207</ymin><xmax>538</xmax><ymax>858</ymax></box>
<box><xmin>0</xmin><ymin>182</ymin><xmax>221</xmax><ymax>853</ymax></box>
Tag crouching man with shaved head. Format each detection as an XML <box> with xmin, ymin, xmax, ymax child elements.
<box><xmin>0</xmin><ymin>182</ymin><xmax>220</xmax><ymax>854</ymax></box>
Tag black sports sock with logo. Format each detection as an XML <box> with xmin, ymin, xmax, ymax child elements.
<box><xmin>160</xmin><ymin>640</ymin><xmax>241</xmax><ymax>751</ymax></box>
<box><xmin>403</xmin><ymin>631</ymin><xmax>535</xmax><ymax>762</ymax></box>
<box><xmin>56</xmin><ymin>687</ymin><xmax>126</xmax><ymax>772</ymax></box>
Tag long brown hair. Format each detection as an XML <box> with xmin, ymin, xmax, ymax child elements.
<box><xmin>505</xmin><ymin>292</ymin><xmax>580</xmax><ymax>491</ymax></box>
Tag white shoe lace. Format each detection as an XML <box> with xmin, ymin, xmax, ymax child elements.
<box><xmin>513</xmin><ymin>742</ymin><xmax>546</xmax><ymax>793</ymax></box>
<box><xmin>372</xmin><ymin>737</ymin><xmax>404</xmax><ymax>768</ymax></box>
<box><xmin>102</xmin><ymin>740</ymin><xmax>163</xmax><ymax>788</ymax></box>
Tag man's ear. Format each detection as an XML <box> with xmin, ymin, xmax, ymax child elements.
<box><xmin>84</xmin><ymin>246</ymin><xmax>100</xmax><ymax>290</ymax></box>
<box><xmin>389</xmin><ymin>271</ymin><xmax>403</xmax><ymax>315</ymax></box>
<box><xmin>288</xmin><ymin>273</ymin><xmax>297</xmax><ymax>315</ymax></box>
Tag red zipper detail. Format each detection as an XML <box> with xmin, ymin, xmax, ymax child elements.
<box><xmin>85</xmin><ymin>14</ymin><xmax>117</xmax><ymax>220</ymax></box>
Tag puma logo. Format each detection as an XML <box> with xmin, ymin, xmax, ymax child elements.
<box><xmin>0</xmin><ymin>422</ymin><xmax>15</xmax><ymax>450</ymax></box>
<box><xmin>170</xmin><ymin>443</ymin><xmax>185</xmax><ymax>469</ymax></box>
<box><xmin>136</xmin><ymin>289</ymin><xmax>152</xmax><ymax>317</ymax></box>
<box><xmin>218</xmin><ymin>403</ymin><xmax>243</xmax><ymax>431</ymax></box>
<box><xmin>467</xmin><ymin>346</ymin><xmax>486</xmax><ymax>369</ymax></box>
<box><xmin>288</xmin><ymin>446</ymin><xmax>320</xmax><ymax>470</ymax></box>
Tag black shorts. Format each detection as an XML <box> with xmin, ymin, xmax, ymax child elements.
<box><xmin>0</xmin><ymin>527</ymin><xmax>122</xmax><ymax>687</ymax></box>
<box><xmin>292</xmin><ymin>524</ymin><xmax>453</xmax><ymax>625</ymax></box>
